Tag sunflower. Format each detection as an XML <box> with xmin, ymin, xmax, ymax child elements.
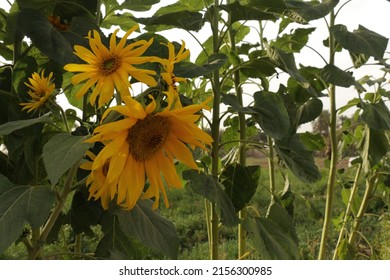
<box><xmin>84</xmin><ymin>96</ymin><xmax>213</xmax><ymax>210</ymax></box>
<box><xmin>20</xmin><ymin>70</ymin><xmax>55</xmax><ymax>113</ymax></box>
<box><xmin>64</xmin><ymin>24</ymin><xmax>158</xmax><ymax>108</ymax></box>
<box><xmin>160</xmin><ymin>41</ymin><xmax>190</xmax><ymax>109</ymax></box>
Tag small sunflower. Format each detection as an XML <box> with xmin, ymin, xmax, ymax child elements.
<box><xmin>64</xmin><ymin>25</ymin><xmax>158</xmax><ymax>108</ymax></box>
<box><xmin>84</xmin><ymin>96</ymin><xmax>213</xmax><ymax>210</ymax></box>
<box><xmin>160</xmin><ymin>41</ymin><xmax>190</xmax><ymax>109</ymax></box>
<box><xmin>20</xmin><ymin>70</ymin><xmax>55</xmax><ymax>113</ymax></box>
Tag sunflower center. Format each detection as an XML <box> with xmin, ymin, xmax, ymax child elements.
<box><xmin>100</xmin><ymin>55</ymin><xmax>120</xmax><ymax>76</ymax></box>
<box><xmin>127</xmin><ymin>115</ymin><xmax>171</xmax><ymax>161</ymax></box>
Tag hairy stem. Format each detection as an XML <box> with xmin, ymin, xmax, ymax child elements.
<box><xmin>318</xmin><ymin>9</ymin><xmax>337</xmax><ymax>260</ymax></box>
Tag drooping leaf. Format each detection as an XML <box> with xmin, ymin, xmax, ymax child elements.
<box><xmin>117</xmin><ymin>200</ymin><xmax>179</xmax><ymax>259</ymax></box>
<box><xmin>240</xmin><ymin>58</ymin><xmax>277</xmax><ymax>78</ymax></box>
<box><xmin>336</xmin><ymin>238</ymin><xmax>357</xmax><ymax>260</ymax></box>
<box><xmin>42</xmin><ymin>133</ymin><xmax>92</xmax><ymax>186</ymax></box>
<box><xmin>135</xmin><ymin>10</ymin><xmax>204</xmax><ymax>32</ymax></box>
<box><xmin>119</xmin><ymin>0</ymin><xmax>160</xmax><ymax>12</ymax></box>
<box><xmin>286</xmin><ymin>0</ymin><xmax>339</xmax><ymax>23</ymax></box>
<box><xmin>182</xmin><ymin>170</ymin><xmax>239</xmax><ymax>226</ymax></box>
<box><xmin>252</xmin><ymin>91</ymin><xmax>290</xmax><ymax>139</ymax></box>
<box><xmin>272</xmin><ymin>27</ymin><xmax>316</xmax><ymax>53</ymax></box>
<box><xmin>0</xmin><ymin>174</ymin><xmax>56</xmax><ymax>253</ymax></box>
<box><xmin>297</xmin><ymin>98</ymin><xmax>323</xmax><ymax>125</ymax></box>
<box><xmin>95</xmin><ymin>213</ymin><xmax>147</xmax><ymax>259</ymax></box>
<box><xmin>320</xmin><ymin>64</ymin><xmax>365</xmax><ymax>91</ymax></box>
<box><xmin>361</xmin><ymin>101</ymin><xmax>390</xmax><ymax>130</ymax></box>
<box><xmin>275</xmin><ymin>135</ymin><xmax>321</xmax><ymax>183</ymax></box>
<box><xmin>330</xmin><ymin>24</ymin><xmax>388</xmax><ymax>60</ymax></box>
<box><xmin>220</xmin><ymin>163</ymin><xmax>260</xmax><ymax>212</ymax></box>
<box><xmin>16</xmin><ymin>9</ymin><xmax>76</xmax><ymax>66</ymax></box>
<box><xmin>219</xmin><ymin>2</ymin><xmax>277</xmax><ymax>23</ymax></box>
<box><xmin>360</xmin><ymin>127</ymin><xmax>389</xmax><ymax>172</ymax></box>
<box><xmin>245</xmin><ymin>203</ymin><xmax>299</xmax><ymax>260</ymax></box>
<box><xmin>221</xmin><ymin>94</ymin><xmax>253</xmax><ymax>114</ymax></box>
<box><xmin>174</xmin><ymin>53</ymin><xmax>228</xmax><ymax>78</ymax></box>
<box><xmin>101</xmin><ymin>12</ymin><xmax>137</xmax><ymax>31</ymax></box>
<box><xmin>0</xmin><ymin>113</ymin><xmax>53</xmax><ymax>136</ymax></box>
<box><xmin>154</xmin><ymin>0</ymin><xmax>206</xmax><ymax>15</ymax></box>
<box><xmin>299</xmin><ymin>132</ymin><xmax>326</xmax><ymax>151</ymax></box>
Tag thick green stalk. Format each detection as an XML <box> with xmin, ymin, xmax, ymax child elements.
<box><xmin>318</xmin><ymin>10</ymin><xmax>337</xmax><ymax>260</ymax></box>
<box><xmin>28</xmin><ymin>162</ymin><xmax>80</xmax><ymax>259</ymax></box>
<box><xmin>209</xmin><ymin>0</ymin><xmax>221</xmax><ymax>260</ymax></box>
<box><xmin>348</xmin><ymin>175</ymin><xmax>377</xmax><ymax>246</ymax></box>
<box><xmin>332</xmin><ymin>163</ymin><xmax>362</xmax><ymax>259</ymax></box>
<box><xmin>227</xmin><ymin>10</ymin><xmax>248</xmax><ymax>258</ymax></box>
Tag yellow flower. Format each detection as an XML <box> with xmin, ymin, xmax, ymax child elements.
<box><xmin>20</xmin><ymin>70</ymin><xmax>55</xmax><ymax>113</ymax></box>
<box><xmin>160</xmin><ymin>41</ymin><xmax>190</xmax><ymax>109</ymax></box>
<box><xmin>64</xmin><ymin>25</ymin><xmax>158</xmax><ymax>108</ymax></box>
<box><xmin>84</xmin><ymin>96</ymin><xmax>213</xmax><ymax>210</ymax></box>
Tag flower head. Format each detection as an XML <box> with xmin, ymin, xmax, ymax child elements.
<box><xmin>64</xmin><ymin>25</ymin><xmax>158</xmax><ymax>108</ymax></box>
<box><xmin>160</xmin><ymin>41</ymin><xmax>190</xmax><ymax>109</ymax></box>
<box><xmin>20</xmin><ymin>70</ymin><xmax>55</xmax><ymax>113</ymax></box>
<box><xmin>84</xmin><ymin>96</ymin><xmax>212</xmax><ymax>210</ymax></box>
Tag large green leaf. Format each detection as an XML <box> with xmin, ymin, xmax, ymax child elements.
<box><xmin>286</xmin><ymin>0</ymin><xmax>339</xmax><ymax>23</ymax></box>
<box><xmin>182</xmin><ymin>170</ymin><xmax>239</xmax><ymax>226</ymax></box>
<box><xmin>16</xmin><ymin>9</ymin><xmax>76</xmax><ymax>66</ymax></box>
<box><xmin>320</xmin><ymin>64</ymin><xmax>365</xmax><ymax>91</ymax></box>
<box><xmin>0</xmin><ymin>174</ymin><xmax>56</xmax><ymax>253</ymax></box>
<box><xmin>174</xmin><ymin>53</ymin><xmax>228</xmax><ymax>78</ymax></box>
<box><xmin>330</xmin><ymin>25</ymin><xmax>388</xmax><ymax>60</ymax></box>
<box><xmin>360</xmin><ymin>127</ymin><xmax>389</xmax><ymax>172</ymax></box>
<box><xmin>154</xmin><ymin>0</ymin><xmax>206</xmax><ymax>15</ymax></box>
<box><xmin>120</xmin><ymin>0</ymin><xmax>160</xmax><ymax>12</ymax></box>
<box><xmin>95</xmin><ymin>213</ymin><xmax>146</xmax><ymax>259</ymax></box>
<box><xmin>101</xmin><ymin>12</ymin><xmax>137</xmax><ymax>31</ymax></box>
<box><xmin>361</xmin><ymin>101</ymin><xmax>390</xmax><ymax>130</ymax></box>
<box><xmin>221</xmin><ymin>94</ymin><xmax>253</xmax><ymax>114</ymax></box>
<box><xmin>219</xmin><ymin>2</ymin><xmax>277</xmax><ymax>23</ymax></box>
<box><xmin>297</xmin><ymin>98</ymin><xmax>323</xmax><ymax>125</ymax></box>
<box><xmin>275</xmin><ymin>135</ymin><xmax>321</xmax><ymax>183</ymax></box>
<box><xmin>272</xmin><ymin>27</ymin><xmax>316</xmax><ymax>53</ymax></box>
<box><xmin>252</xmin><ymin>91</ymin><xmax>290</xmax><ymax>139</ymax></box>
<box><xmin>117</xmin><ymin>200</ymin><xmax>179</xmax><ymax>259</ymax></box>
<box><xmin>299</xmin><ymin>132</ymin><xmax>326</xmax><ymax>151</ymax></box>
<box><xmin>0</xmin><ymin>113</ymin><xmax>53</xmax><ymax>135</ymax></box>
<box><xmin>42</xmin><ymin>133</ymin><xmax>92</xmax><ymax>186</ymax></box>
<box><xmin>220</xmin><ymin>163</ymin><xmax>260</xmax><ymax>212</ymax></box>
<box><xmin>240</xmin><ymin>58</ymin><xmax>277</xmax><ymax>78</ymax></box>
<box><xmin>135</xmin><ymin>10</ymin><xmax>204</xmax><ymax>32</ymax></box>
<box><xmin>245</xmin><ymin>203</ymin><xmax>299</xmax><ymax>259</ymax></box>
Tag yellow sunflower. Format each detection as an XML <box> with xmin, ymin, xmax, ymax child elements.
<box><xmin>64</xmin><ymin>24</ymin><xmax>158</xmax><ymax>108</ymax></box>
<box><xmin>20</xmin><ymin>70</ymin><xmax>55</xmax><ymax>113</ymax></box>
<box><xmin>160</xmin><ymin>41</ymin><xmax>190</xmax><ymax>109</ymax></box>
<box><xmin>84</xmin><ymin>96</ymin><xmax>213</xmax><ymax>210</ymax></box>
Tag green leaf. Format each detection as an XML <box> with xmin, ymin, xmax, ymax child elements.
<box><xmin>336</xmin><ymin>238</ymin><xmax>356</xmax><ymax>260</ymax></box>
<box><xmin>154</xmin><ymin>0</ymin><xmax>205</xmax><ymax>15</ymax></box>
<box><xmin>330</xmin><ymin>24</ymin><xmax>388</xmax><ymax>60</ymax></box>
<box><xmin>320</xmin><ymin>64</ymin><xmax>365</xmax><ymax>91</ymax></box>
<box><xmin>16</xmin><ymin>9</ymin><xmax>76</xmax><ymax>66</ymax></box>
<box><xmin>300</xmin><ymin>132</ymin><xmax>326</xmax><ymax>151</ymax></box>
<box><xmin>268</xmin><ymin>47</ymin><xmax>318</xmax><ymax>96</ymax></box>
<box><xmin>360</xmin><ymin>127</ymin><xmax>389</xmax><ymax>172</ymax></box>
<box><xmin>350</xmin><ymin>52</ymin><xmax>369</xmax><ymax>68</ymax></box>
<box><xmin>0</xmin><ymin>113</ymin><xmax>53</xmax><ymax>135</ymax></box>
<box><xmin>182</xmin><ymin>170</ymin><xmax>239</xmax><ymax>226</ymax></box>
<box><xmin>297</xmin><ymin>98</ymin><xmax>323</xmax><ymax>125</ymax></box>
<box><xmin>135</xmin><ymin>10</ymin><xmax>204</xmax><ymax>32</ymax></box>
<box><xmin>361</xmin><ymin>101</ymin><xmax>390</xmax><ymax>130</ymax></box>
<box><xmin>275</xmin><ymin>135</ymin><xmax>321</xmax><ymax>183</ymax></box>
<box><xmin>240</xmin><ymin>58</ymin><xmax>277</xmax><ymax>78</ymax></box>
<box><xmin>69</xmin><ymin>188</ymin><xmax>103</xmax><ymax>236</ymax></box>
<box><xmin>220</xmin><ymin>163</ymin><xmax>260</xmax><ymax>212</ymax></box>
<box><xmin>0</xmin><ymin>174</ymin><xmax>56</xmax><ymax>253</ymax></box>
<box><xmin>117</xmin><ymin>200</ymin><xmax>179</xmax><ymax>259</ymax></box>
<box><xmin>101</xmin><ymin>12</ymin><xmax>137</xmax><ymax>31</ymax></box>
<box><xmin>252</xmin><ymin>91</ymin><xmax>290</xmax><ymax>139</ymax></box>
<box><xmin>42</xmin><ymin>133</ymin><xmax>92</xmax><ymax>186</ymax></box>
<box><xmin>286</xmin><ymin>0</ymin><xmax>339</xmax><ymax>23</ymax></box>
<box><xmin>221</xmin><ymin>94</ymin><xmax>253</xmax><ymax>114</ymax></box>
<box><xmin>119</xmin><ymin>0</ymin><xmax>160</xmax><ymax>12</ymax></box>
<box><xmin>239</xmin><ymin>0</ymin><xmax>287</xmax><ymax>11</ymax></box>
<box><xmin>95</xmin><ymin>213</ymin><xmax>147</xmax><ymax>259</ymax></box>
<box><xmin>174</xmin><ymin>53</ymin><xmax>228</xmax><ymax>78</ymax></box>
<box><xmin>272</xmin><ymin>27</ymin><xmax>316</xmax><ymax>53</ymax></box>
<box><xmin>245</xmin><ymin>203</ymin><xmax>299</xmax><ymax>259</ymax></box>
<box><xmin>219</xmin><ymin>2</ymin><xmax>277</xmax><ymax>23</ymax></box>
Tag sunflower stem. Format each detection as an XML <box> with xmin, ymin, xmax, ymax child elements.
<box><xmin>209</xmin><ymin>0</ymin><xmax>221</xmax><ymax>260</ymax></box>
<box><xmin>227</xmin><ymin>5</ymin><xmax>248</xmax><ymax>259</ymax></box>
<box><xmin>318</xmin><ymin>9</ymin><xmax>337</xmax><ymax>260</ymax></box>
<box><xmin>28</xmin><ymin>161</ymin><xmax>80</xmax><ymax>259</ymax></box>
